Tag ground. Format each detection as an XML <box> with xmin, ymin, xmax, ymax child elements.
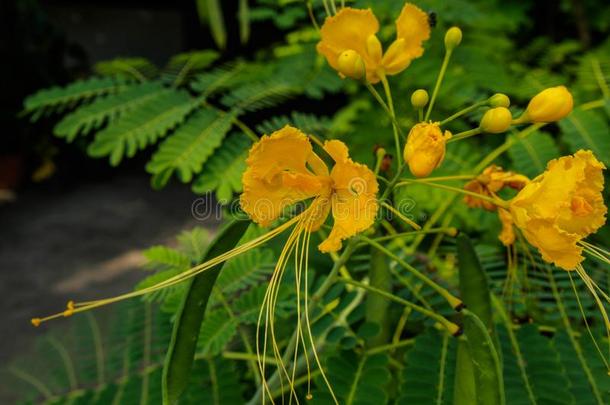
<box><xmin>0</xmin><ymin>174</ymin><xmax>216</xmax><ymax>402</ymax></box>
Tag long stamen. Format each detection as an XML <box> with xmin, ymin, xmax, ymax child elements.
<box><xmin>568</xmin><ymin>272</ymin><xmax>610</xmax><ymax>372</ymax></box>
<box><xmin>32</xmin><ymin>215</ymin><xmax>302</xmax><ymax>326</ymax></box>
<box><xmin>575</xmin><ymin>265</ymin><xmax>610</xmax><ymax>363</ymax></box>
<box><xmin>303</xmin><ymin>216</ymin><xmax>339</xmax><ymax>404</ymax></box>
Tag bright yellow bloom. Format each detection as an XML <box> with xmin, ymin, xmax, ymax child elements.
<box><xmin>509</xmin><ymin>150</ymin><xmax>607</xmax><ymax>270</ymax></box>
<box><xmin>523</xmin><ymin>86</ymin><xmax>573</xmax><ymax>123</ymax></box>
<box><xmin>240</xmin><ymin>125</ymin><xmax>379</xmax><ymax>252</ymax></box>
<box><xmin>316</xmin><ymin>4</ymin><xmax>430</xmax><ymax>83</ymax></box>
<box><xmin>404</xmin><ymin>122</ymin><xmax>451</xmax><ymax>178</ymax></box>
<box><xmin>464</xmin><ymin>165</ymin><xmax>529</xmax><ymax>211</ymax></box>
<box><xmin>480</xmin><ymin>107</ymin><xmax>512</xmax><ymax>133</ymax></box>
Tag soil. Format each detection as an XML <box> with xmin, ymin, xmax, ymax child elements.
<box><xmin>0</xmin><ymin>174</ymin><xmax>217</xmax><ymax>402</ymax></box>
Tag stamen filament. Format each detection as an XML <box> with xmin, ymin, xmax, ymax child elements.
<box><xmin>395</xmin><ymin>179</ymin><xmax>509</xmax><ymax>209</ymax></box>
<box><xmin>381</xmin><ymin>202</ymin><xmax>421</xmax><ymax>230</ymax></box>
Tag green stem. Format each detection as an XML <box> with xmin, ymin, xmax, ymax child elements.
<box><xmin>338</xmin><ymin>278</ymin><xmax>460</xmax><ymax>335</ymax></box>
<box><xmin>359</xmin><ymin>235</ymin><xmax>463</xmax><ymax>310</ymax></box>
<box><xmin>580</xmin><ymin>99</ymin><xmax>605</xmax><ymax>111</ymax></box>
<box><xmin>474</xmin><ymin>123</ymin><xmax>544</xmax><ymax>172</ymax></box>
<box><xmin>223</xmin><ymin>351</ymin><xmax>278</xmax><ymax>365</ymax></box>
<box><xmin>366</xmin><ymin>82</ymin><xmax>404</xmax><ymax>137</ymax></box>
<box><xmin>591</xmin><ymin>57</ymin><xmax>610</xmax><ymax>98</ymax></box>
<box><xmin>440</xmin><ymin>100</ymin><xmax>488</xmax><ymax>126</ymax></box>
<box><xmin>380</xmin><ymin>74</ymin><xmax>403</xmax><ymax>168</ymax></box>
<box><xmin>371</xmin><ymin>227</ymin><xmax>457</xmax><ymax>243</ymax></box>
<box><xmin>366</xmin><ymin>338</ymin><xmax>415</xmax><ymax>355</ymax></box>
<box><xmin>447</xmin><ymin>127</ymin><xmax>482</xmax><ymax>143</ymax></box>
<box><xmin>418</xmin><ymin>108</ymin><xmax>424</xmax><ymax>122</ymax></box>
<box><xmin>425</xmin><ymin>50</ymin><xmax>453</xmax><ymax>121</ymax></box>
<box><xmin>396</xmin><ymin>179</ymin><xmax>509</xmax><ymax>209</ymax></box>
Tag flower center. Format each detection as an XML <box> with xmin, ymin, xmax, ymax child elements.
<box><xmin>571</xmin><ymin>195</ymin><xmax>593</xmax><ymax>216</ymax></box>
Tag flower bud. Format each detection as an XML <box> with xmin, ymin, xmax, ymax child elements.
<box><xmin>337</xmin><ymin>50</ymin><xmax>366</xmax><ymax>80</ymax></box>
<box><xmin>524</xmin><ymin>86</ymin><xmax>573</xmax><ymax>123</ymax></box>
<box><xmin>411</xmin><ymin>89</ymin><xmax>429</xmax><ymax>109</ymax></box>
<box><xmin>488</xmin><ymin>93</ymin><xmax>510</xmax><ymax>108</ymax></box>
<box><xmin>404</xmin><ymin>122</ymin><xmax>452</xmax><ymax>178</ymax></box>
<box><xmin>444</xmin><ymin>27</ymin><xmax>462</xmax><ymax>51</ymax></box>
<box><xmin>480</xmin><ymin>107</ymin><xmax>512</xmax><ymax>133</ymax></box>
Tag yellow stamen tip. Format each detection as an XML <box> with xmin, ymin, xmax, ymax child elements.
<box><xmin>31</xmin><ymin>318</ymin><xmax>41</xmax><ymax>327</ymax></box>
<box><xmin>67</xmin><ymin>300</ymin><xmax>75</xmax><ymax>310</ymax></box>
<box><xmin>306</xmin><ymin>394</ymin><xmax>313</xmax><ymax>400</ymax></box>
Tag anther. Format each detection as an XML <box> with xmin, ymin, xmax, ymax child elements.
<box><xmin>31</xmin><ymin>318</ymin><xmax>41</xmax><ymax>327</ymax></box>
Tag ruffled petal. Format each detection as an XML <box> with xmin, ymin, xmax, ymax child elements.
<box><xmin>319</xmin><ymin>156</ymin><xmax>379</xmax><ymax>252</ymax></box>
<box><xmin>240</xmin><ymin>126</ymin><xmax>329</xmax><ymax>226</ymax></box>
<box><xmin>383</xmin><ymin>3</ymin><xmax>431</xmax><ymax>76</ymax></box>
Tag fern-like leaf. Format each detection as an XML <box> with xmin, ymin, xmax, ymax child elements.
<box><xmin>23</xmin><ymin>77</ymin><xmax>123</xmax><ymax>118</ymax></box>
<box><xmin>87</xmin><ymin>90</ymin><xmax>198</xmax><ymax>166</ymax></box>
<box><xmin>94</xmin><ymin>57</ymin><xmax>158</xmax><ymax>81</ymax></box>
<box><xmin>221</xmin><ymin>80</ymin><xmax>297</xmax><ymax>112</ymax></box>
<box><xmin>508</xmin><ymin>130</ymin><xmax>560</xmax><ymax>177</ymax></box>
<box><xmin>162</xmin><ymin>50</ymin><xmax>220</xmax><ymax>86</ymax></box>
<box><xmin>53</xmin><ymin>82</ymin><xmax>166</xmax><ymax>141</ymax></box>
<box><xmin>559</xmin><ymin>109</ymin><xmax>610</xmax><ymax>165</ymax></box>
<box><xmin>191</xmin><ymin>134</ymin><xmax>250</xmax><ymax>201</ymax></box>
<box><xmin>146</xmin><ymin>108</ymin><xmax>235</xmax><ymax>188</ymax></box>
<box><xmin>197</xmin><ymin>309</ymin><xmax>238</xmax><ymax>356</ymax></box>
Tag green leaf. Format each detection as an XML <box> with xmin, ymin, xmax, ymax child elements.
<box><xmin>23</xmin><ymin>77</ymin><xmax>123</xmax><ymax>116</ymax></box>
<box><xmin>559</xmin><ymin>109</ymin><xmax>610</xmax><ymax>165</ymax></box>
<box><xmin>162</xmin><ymin>219</ymin><xmax>249</xmax><ymax>405</ymax></box>
<box><xmin>314</xmin><ymin>351</ymin><xmax>391</xmax><ymax>404</ymax></box>
<box><xmin>198</xmin><ymin>309</ymin><xmax>238</xmax><ymax>355</ymax></box>
<box><xmin>238</xmin><ymin>0</ymin><xmax>250</xmax><ymax>44</ymax></box>
<box><xmin>457</xmin><ymin>234</ymin><xmax>493</xmax><ymax>332</ymax></box>
<box><xmin>146</xmin><ymin>109</ymin><xmax>235</xmax><ymax>188</ymax></box>
<box><xmin>462</xmin><ymin>309</ymin><xmax>505</xmax><ymax>405</ymax></box>
<box><xmin>87</xmin><ymin>90</ymin><xmax>197</xmax><ymax>166</ymax></box>
<box><xmin>197</xmin><ymin>0</ymin><xmax>227</xmax><ymax>50</ymax></box>
<box><xmin>365</xmin><ymin>246</ymin><xmax>391</xmax><ymax>347</ymax></box>
<box><xmin>453</xmin><ymin>340</ymin><xmax>477</xmax><ymax>405</ymax></box>
<box><xmin>162</xmin><ymin>50</ymin><xmax>220</xmax><ymax>86</ymax></box>
<box><xmin>94</xmin><ymin>57</ymin><xmax>158</xmax><ymax>81</ymax></box>
<box><xmin>399</xmin><ymin>328</ymin><xmax>457</xmax><ymax>404</ymax></box>
<box><xmin>508</xmin><ymin>130</ymin><xmax>560</xmax><ymax>177</ymax></box>
<box><xmin>191</xmin><ymin>134</ymin><xmax>250</xmax><ymax>201</ymax></box>
<box><xmin>221</xmin><ymin>80</ymin><xmax>297</xmax><ymax>112</ymax></box>
<box><xmin>53</xmin><ymin>82</ymin><xmax>166</xmax><ymax>141</ymax></box>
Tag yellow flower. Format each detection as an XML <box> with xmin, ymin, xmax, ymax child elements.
<box><xmin>404</xmin><ymin>122</ymin><xmax>451</xmax><ymax>178</ymax></box>
<box><xmin>509</xmin><ymin>150</ymin><xmax>607</xmax><ymax>270</ymax></box>
<box><xmin>464</xmin><ymin>165</ymin><xmax>529</xmax><ymax>211</ymax></box>
<box><xmin>240</xmin><ymin>125</ymin><xmax>379</xmax><ymax>252</ymax></box>
<box><xmin>523</xmin><ymin>86</ymin><xmax>574</xmax><ymax>123</ymax></box>
<box><xmin>316</xmin><ymin>4</ymin><xmax>430</xmax><ymax>83</ymax></box>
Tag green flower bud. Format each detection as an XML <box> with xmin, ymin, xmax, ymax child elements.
<box><xmin>488</xmin><ymin>93</ymin><xmax>510</xmax><ymax>108</ymax></box>
<box><xmin>410</xmin><ymin>89</ymin><xmax>429</xmax><ymax>109</ymax></box>
<box><xmin>444</xmin><ymin>27</ymin><xmax>462</xmax><ymax>51</ymax></box>
<box><xmin>480</xmin><ymin>107</ymin><xmax>512</xmax><ymax>133</ymax></box>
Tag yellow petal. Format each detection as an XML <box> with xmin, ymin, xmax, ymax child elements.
<box><xmin>383</xmin><ymin>3</ymin><xmax>431</xmax><ymax>76</ymax></box>
<box><xmin>240</xmin><ymin>126</ymin><xmax>330</xmax><ymax>226</ymax></box>
<box><xmin>319</xmin><ymin>157</ymin><xmax>379</xmax><ymax>252</ymax></box>
<box><xmin>323</xmin><ymin>139</ymin><xmax>350</xmax><ymax>163</ymax></box>
<box><xmin>498</xmin><ymin>208</ymin><xmax>515</xmax><ymax>246</ymax></box>
<box><xmin>316</xmin><ymin>8</ymin><xmax>382</xmax><ymax>83</ymax></box>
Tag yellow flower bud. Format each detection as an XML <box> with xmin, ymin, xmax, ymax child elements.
<box><xmin>488</xmin><ymin>93</ymin><xmax>510</xmax><ymax>108</ymax></box>
<box><xmin>337</xmin><ymin>50</ymin><xmax>366</xmax><ymax>80</ymax></box>
<box><xmin>444</xmin><ymin>27</ymin><xmax>462</xmax><ymax>51</ymax></box>
<box><xmin>411</xmin><ymin>89</ymin><xmax>429</xmax><ymax>109</ymax></box>
<box><xmin>404</xmin><ymin>122</ymin><xmax>452</xmax><ymax>178</ymax></box>
<box><xmin>524</xmin><ymin>86</ymin><xmax>573</xmax><ymax>123</ymax></box>
<box><xmin>480</xmin><ymin>107</ymin><xmax>513</xmax><ymax>133</ymax></box>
